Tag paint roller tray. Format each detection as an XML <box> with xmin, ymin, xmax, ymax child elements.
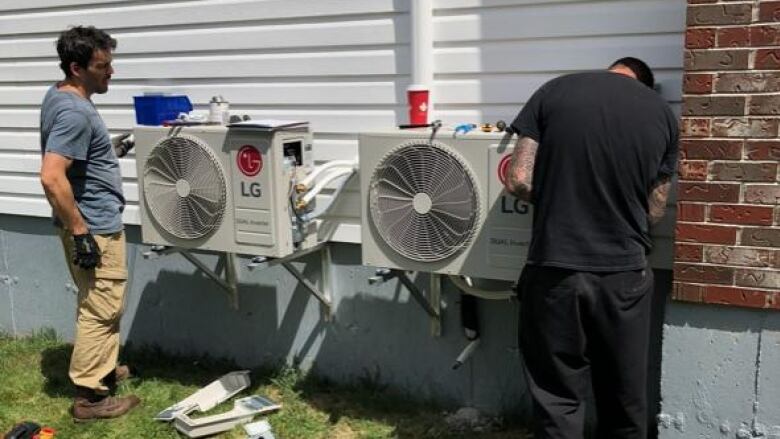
<box><xmin>154</xmin><ymin>370</ymin><xmax>251</xmax><ymax>421</ymax></box>
<box><xmin>173</xmin><ymin>395</ymin><xmax>281</xmax><ymax>438</ymax></box>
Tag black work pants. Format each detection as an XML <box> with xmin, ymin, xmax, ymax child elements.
<box><xmin>518</xmin><ymin>265</ymin><xmax>653</xmax><ymax>439</ymax></box>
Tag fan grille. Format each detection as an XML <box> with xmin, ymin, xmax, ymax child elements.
<box><xmin>143</xmin><ymin>134</ymin><xmax>227</xmax><ymax>239</ymax></box>
<box><xmin>369</xmin><ymin>141</ymin><xmax>481</xmax><ymax>262</ymax></box>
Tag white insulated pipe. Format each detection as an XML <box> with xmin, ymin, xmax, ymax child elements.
<box><xmin>301</xmin><ymin>167</ymin><xmax>356</xmax><ymax>205</ymax></box>
<box><xmin>300</xmin><ymin>159</ymin><xmax>357</xmax><ymax>188</ymax></box>
<box><xmin>409</xmin><ymin>0</ymin><xmax>434</xmax><ymax>115</ymax></box>
<box><xmin>301</xmin><ymin>171</ymin><xmax>355</xmax><ymax>221</ymax></box>
<box><xmin>449</xmin><ymin>275</ymin><xmax>515</xmax><ymax>300</ymax></box>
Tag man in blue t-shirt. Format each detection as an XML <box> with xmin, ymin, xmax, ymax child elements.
<box><xmin>504</xmin><ymin>58</ymin><xmax>679</xmax><ymax>439</ymax></box>
<box><xmin>39</xmin><ymin>26</ymin><xmax>139</xmax><ymax>421</ymax></box>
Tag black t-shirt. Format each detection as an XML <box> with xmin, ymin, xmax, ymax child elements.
<box><xmin>511</xmin><ymin>71</ymin><xmax>679</xmax><ymax>271</ymax></box>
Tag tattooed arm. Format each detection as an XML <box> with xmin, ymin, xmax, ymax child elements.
<box><xmin>504</xmin><ymin>136</ymin><xmax>539</xmax><ymax>203</ymax></box>
<box><xmin>648</xmin><ymin>176</ymin><xmax>673</xmax><ymax>225</ymax></box>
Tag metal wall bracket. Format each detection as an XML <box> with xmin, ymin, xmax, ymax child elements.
<box><xmin>143</xmin><ymin>244</ymin><xmax>333</xmax><ymax>317</ymax></box>
<box><xmin>368</xmin><ymin>268</ymin><xmax>441</xmax><ymax>337</ymax></box>
<box><xmin>143</xmin><ymin>246</ymin><xmax>239</xmax><ymax>310</ymax></box>
<box><xmin>247</xmin><ymin>243</ymin><xmax>333</xmax><ymax>320</ymax></box>
<box><xmin>246</xmin><ymin>243</ymin><xmax>325</xmax><ymax>271</ymax></box>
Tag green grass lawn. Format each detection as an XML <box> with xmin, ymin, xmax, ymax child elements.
<box><xmin>0</xmin><ymin>331</ymin><xmax>529</xmax><ymax>438</ymax></box>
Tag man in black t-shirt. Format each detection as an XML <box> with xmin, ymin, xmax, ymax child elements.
<box><xmin>504</xmin><ymin>57</ymin><xmax>678</xmax><ymax>439</ymax></box>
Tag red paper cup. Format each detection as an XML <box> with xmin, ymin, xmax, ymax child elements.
<box><xmin>407</xmin><ymin>86</ymin><xmax>429</xmax><ymax>125</ymax></box>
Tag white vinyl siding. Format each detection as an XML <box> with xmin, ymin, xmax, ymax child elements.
<box><xmin>0</xmin><ymin>0</ymin><xmax>684</xmax><ymax>258</ymax></box>
<box><xmin>429</xmin><ymin>0</ymin><xmax>685</xmax><ymax>268</ymax></box>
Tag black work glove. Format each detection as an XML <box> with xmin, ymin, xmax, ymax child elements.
<box><xmin>72</xmin><ymin>233</ymin><xmax>101</xmax><ymax>269</ymax></box>
<box><xmin>3</xmin><ymin>421</ymin><xmax>40</xmax><ymax>439</ymax></box>
<box><xmin>111</xmin><ymin>133</ymin><xmax>135</xmax><ymax>158</ymax></box>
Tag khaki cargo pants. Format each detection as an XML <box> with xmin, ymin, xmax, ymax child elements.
<box><xmin>59</xmin><ymin>230</ymin><xmax>128</xmax><ymax>393</ymax></box>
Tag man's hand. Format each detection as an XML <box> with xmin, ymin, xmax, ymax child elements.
<box><xmin>111</xmin><ymin>133</ymin><xmax>134</xmax><ymax>158</ymax></box>
<box><xmin>648</xmin><ymin>176</ymin><xmax>673</xmax><ymax>226</ymax></box>
<box><xmin>505</xmin><ymin>136</ymin><xmax>539</xmax><ymax>203</ymax></box>
<box><xmin>72</xmin><ymin>233</ymin><xmax>101</xmax><ymax>269</ymax></box>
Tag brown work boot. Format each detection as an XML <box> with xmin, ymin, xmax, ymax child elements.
<box><xmin>114</xmin><ymin>365</ymin><xmax>132</xmax><ymax>382</ymax></box>
<box><xmin>71</xmin><ymin>395</ymin><xmax>141</xmax><ymax>422</ymax></box>
<box><xmin>102</xmin><ymin>365</ymin><xmax>134</xmax><ymax>394</ymax></box>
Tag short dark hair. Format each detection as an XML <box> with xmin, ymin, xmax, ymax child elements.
<box><xmin>609</xmin><ymin>57</ymin><xmax>654</xmax><ymax>89</ymax></box>
<box><xmin>56</xmin><ymin>26</ymin><xmax>116</xmax><ymax>77</ymax></box>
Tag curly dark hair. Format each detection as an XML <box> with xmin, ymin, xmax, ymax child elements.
<box><xmin>56</xmin><ymin>26</ymin><xmax>117</xmax><ymax>77</ymax></box>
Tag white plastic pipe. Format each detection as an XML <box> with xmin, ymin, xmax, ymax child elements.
<box><xmin>300</xmin><ymin>159</ymin><xmax>357</xmax><ymax>188</ymax></box>
<box><xmin>448</xmin><ymin>275</ymin><xmax>515</xmax><ymax>300</ymax></box>
<box><xmin>452</xmin><ymin>338</ymin><xmax>481</xmax><ymax>370</ymax></box>
<box><xmin>301</xmin><ymin>168</ymin><xmax>356</xmax><ymax>205</ymax></box>
<box><xmin>409</xmin><ymin>0</ymin><xmax>433</xmax><ymax>115</ymax></box>
<box><xmin>301</xmin><ymin>171</ymin><xmax>356</xmax><ymax>221</ymax></box>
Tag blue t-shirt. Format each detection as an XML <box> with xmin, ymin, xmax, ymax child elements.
<box><xmin>40</xmin><ymin>85</ymin><xmax>125</xmax><ymax>234</ymax></box>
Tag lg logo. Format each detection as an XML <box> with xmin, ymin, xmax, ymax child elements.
<box><xmin>242</xmin><ymin>182</ymin><xmax>262</xmax><ymax>197</ymax></box>
<box><xmin>237</xmin><ymin>145</ymin><xmax>263</xmax><ymax>176</ymax></box>
<box><xmin>237</xmin><ymin>145</ymin><xmax>263</xmax><ymax>198</ymax></box>
<box><xmin>498</xmin><ymin>154</ymin><xmax>511</xmax><ymax>186</ymax></box>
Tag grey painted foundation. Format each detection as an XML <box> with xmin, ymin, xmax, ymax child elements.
<box><xmin>658</xmin><ymin>304</ymin><xmax>780</xmax><ymax>439</ymax></box>
<box><xmin>0</xmin><ymin>214</ymin><xmax>528</xmax><ymax>415</ymax></box>
<box><xmin>2</xmin><ymin>213</ymin><xmax>681</xmax><ymax>434</ymax></box>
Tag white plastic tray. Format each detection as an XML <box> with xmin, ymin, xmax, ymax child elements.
<box><xmin>173</xmin><ymin>395</ymin><xmax>281</xmax><ymax>438</ymax></box>
<box><xmin>154</xmin><ymin>370</ymin><xmax>251</xmax><ymax>421</ymax></box>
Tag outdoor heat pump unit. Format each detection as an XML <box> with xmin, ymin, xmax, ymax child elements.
<box><xmin>359</xmin><ymin>129</ymin><xmax>533</xmax><ymax>282</ymax></box>
<box><xmin>134</xmin><ymin>124</ymin><xmax>315</xmax><ymax>258</ymax></box>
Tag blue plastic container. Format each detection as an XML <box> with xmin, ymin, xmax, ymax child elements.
<box><xmin>133</xmin><ymin>95</ymin><xmax>193</xmax><ymax>125</ymax></box>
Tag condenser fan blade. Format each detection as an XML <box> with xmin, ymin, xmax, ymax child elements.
<box><xmin>143</xmin><ymin>134</ymin><xmax>227</xmax><ymax>239</ymax></box>
<box><xmin>369</xmin><ymin>142</ymin><xmax>480</xmax><ymax>262</ymax></box>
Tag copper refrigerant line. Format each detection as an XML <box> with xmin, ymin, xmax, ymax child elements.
<box><xmin>399</xmin><ymin>119</ymin><xmax>509</xmax><ymax>132</ymax></box>
<box><xmin>398</xmin><ymin>120</ymin><xmax>514</xmax><ymax>141</ymax></box>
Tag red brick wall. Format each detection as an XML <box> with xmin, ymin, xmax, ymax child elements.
<box><xmin>675</xmin><ymin>0</ymin><xmax>780</xmax><ymax>308</ymax></box>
